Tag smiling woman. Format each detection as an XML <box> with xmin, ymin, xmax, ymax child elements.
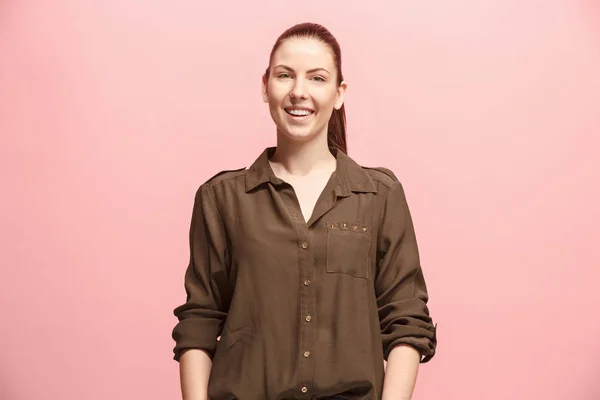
<box><xmin>172</xmin><ymin>22</ymin><xmax>437</xmax><ymax>400</ymax></box>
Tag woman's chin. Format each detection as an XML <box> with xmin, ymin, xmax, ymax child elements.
<box><xmin>278</xmin><ymin>124</ymin><xmax>327</xmax><ymax>142</ymax></box>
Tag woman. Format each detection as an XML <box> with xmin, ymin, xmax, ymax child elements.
<box><xmin>172</xmin><ymin>22</ymin><xmax>437</xmax><ymax>400</ymax></box>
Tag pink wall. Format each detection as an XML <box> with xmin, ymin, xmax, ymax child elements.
<box><xmin>1</xmin><ymin>0</ymin><xmax>599</xmax><ymax>399</ymax></box>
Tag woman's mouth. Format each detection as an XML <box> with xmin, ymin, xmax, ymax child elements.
<box><xmin>284</xmin><ymin>107</ymin><xmax>314</xmax><ymax>118</ymax></box>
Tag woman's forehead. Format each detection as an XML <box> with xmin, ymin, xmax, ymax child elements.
<box><xmin>272</xmin><ymin>38</ymin><xmax>335</xmax><ymax>69</ymax></box>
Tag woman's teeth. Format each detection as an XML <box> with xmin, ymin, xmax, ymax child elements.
<box><xmin>286</xmin><ymin>109</ymin><xmax>312</xmax><ymax>116</ymax></box>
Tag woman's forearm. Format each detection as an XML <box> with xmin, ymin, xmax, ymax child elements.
<box><xmin>382</xmin><ymin>344</ymin><xmax>421</xmax><ymax>400</ymax></box>
<box><xmin>179</xmin><ymin>349</ymin><xmax>213</xmax><ymax>400</ymax></box>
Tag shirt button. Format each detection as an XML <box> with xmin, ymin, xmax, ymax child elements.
<box><xmin>301</xmin><ymin>386</ymin><xmax>308</xmax><ymax>393</ymax></box>
<box><xmin>303</xmin><ymin>351</ymin><xmax>311</xmax><ymax>357</ymax></box>
<box><xmin>305</xmin><ymin>315</ymin><xmax>312</xmax><ymax>322</ymax></box>
<box><xmin>301</xmin><ymin>242</ymin><xmax>308</xmax><ymax>249</ymax></box>
<box><xmin>304</xmin><ymin>279</ymin><xmax>310</xmax><ymax>286</ymax></box>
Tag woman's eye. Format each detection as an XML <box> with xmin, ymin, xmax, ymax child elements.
<box><xmin>277</xmin><ymin>73</ymin><xmax>291</xmax><ymax>79</ymax></box>
<box><xmin>312</xmin><ymin>76</ymin><xmax>326</xmax><ymax>82</ymax></box>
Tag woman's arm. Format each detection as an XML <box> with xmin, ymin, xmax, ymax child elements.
<box><xmin>172</xmin><ymin>183</ymin><xmax>231</xmax><ymax>399</ymax></box>
<box><xmin>382</xmin><ymin>344</ymin><xmax>421</xmax><ymax>400</ymax></box>
<box><xmin>374</xmin><ymin>175</ymin><xmax>437</xmax><ymax>396</ymax></box>
<box><xmin>179</xmin><ymin>349</ymin><xmax>213</xmax><ymax>400</ymax></box>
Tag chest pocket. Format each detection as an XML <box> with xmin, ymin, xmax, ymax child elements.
<box><xmin>326</xmin><ymin>221</ymin><xmax>371</xmax><ymax>279</ymax></box>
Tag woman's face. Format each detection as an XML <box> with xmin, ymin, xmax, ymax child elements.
<box><xmin>263</xmin><ymin>37</ymin><xmax>347</xmax><ymax>145</ymax></box>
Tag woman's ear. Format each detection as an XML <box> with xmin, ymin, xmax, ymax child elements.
<box><xmin>334</xmin><ymin>80</ymin><xmax>348</xmax><ymax>110</ymax></box>
<box><xmin>262</xmin><ymin>74</ymin><xmax>269</xmax><ymax>103</ymax></box>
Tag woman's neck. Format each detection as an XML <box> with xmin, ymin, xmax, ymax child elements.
<box><xmin>270</xmin><ymin>133</ymin><xmax>336</xmax><ymax>177</ymax></box>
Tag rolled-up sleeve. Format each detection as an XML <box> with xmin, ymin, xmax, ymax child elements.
<box><xmin>172</xmin><ymin>183</ymin><xmax>229</xmax><ymax>362</ymax></box>
<box><xmin>375</xmin><ymin>180</ymin><xmax>437</xmax><ymax>363</ymax></box>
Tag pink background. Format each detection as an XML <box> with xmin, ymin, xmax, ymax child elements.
<box><xmin>1</xmin><ymin>0</ymin><xmax>599</xmax><ymax>399</ymax></box>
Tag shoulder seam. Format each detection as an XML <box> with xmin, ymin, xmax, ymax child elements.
<box><xmin>363</xmin><ymin>166</ymin><xmax>399</xmax><ymax>188</ymax></box>
<box><xmin>204</xmin><ymin>167</ymin><xmax>246</xmax><ymax>186</ymax></box>
<box><xmin>368</xmin><ymin>167</ymin><xmax>398</xmax><ymax>181</ymax></box>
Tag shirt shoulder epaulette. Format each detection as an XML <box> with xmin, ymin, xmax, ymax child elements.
<box><xmin>362</xmin><ymin>166</ymin><xmax>399</xmax><ymax>188</ymax></box>
<box><xmin>205</xmin><ymin>167</ymin><xmax>246</xmax><ymax>185</ymax></box>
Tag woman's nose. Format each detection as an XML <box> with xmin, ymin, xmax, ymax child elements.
<box><xmin>290</xmin><ymin>81</ymin><xmax>308</xmax><ymax>99</ymax></box>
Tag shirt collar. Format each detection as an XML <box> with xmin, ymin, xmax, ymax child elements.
<box><xmin>245</xmin><ymin>147</ymin><xmax>377</xmax><ymax>195</ymax></box>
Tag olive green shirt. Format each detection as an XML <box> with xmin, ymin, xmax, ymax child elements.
<box><xmin>172</xmin><ymin>147</ymin><xmax>437</xmax><ymax>400</ymax></box>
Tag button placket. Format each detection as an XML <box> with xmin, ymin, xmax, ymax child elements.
<box><xmin>299</xmin><ymin>238</ymin><xmax>315</xmax><ymax>392</ymax></box>
<box><xmin>302</xmin><ymin>234</ymin><xmax>317</xmax><ymax>395</ymax></box>
<box><xmin>280</xmin><ymin>185</ymin><xmax>323</xmax><ymax>397</ymax></box>
<box><xmin>297</xmin><ymin>230</ymin><xmax>315</xmax><ymax>395</ymax></box>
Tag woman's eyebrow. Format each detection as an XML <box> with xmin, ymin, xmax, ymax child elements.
<box><xmin>274</xmin><ymin>64</ymin><xmax>330</xmax><ymax>74</ymax></box>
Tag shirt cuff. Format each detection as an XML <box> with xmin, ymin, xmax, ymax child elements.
<box><xmin>172</xmin><ymin>317</ymin><xmax>223</xmax><ymax>361</ymax></box>
<box><xmin>383</xmin><ymin>323</ymin><xmax>437</xmax><ymax>363</ymax></box>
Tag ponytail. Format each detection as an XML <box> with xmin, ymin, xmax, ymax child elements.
<box><xmin>327</xmin><ymin>104</ymin><xmax>347</xmax><ymax>153</ymax></box>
